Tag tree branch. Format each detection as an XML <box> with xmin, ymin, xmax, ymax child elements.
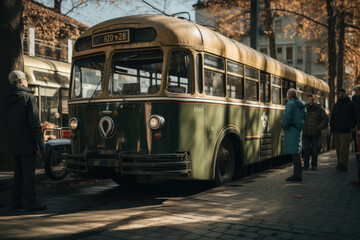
<box><xmin>64</xmin><ymin>1</ymin><xmax>87</xmax><ymax>16</ymax></box>
<box><xmin>270</xmin><ymin>8</ymin><xmax>327</xmax><ymax>28</ymax></box>
<box><xmin>344</xmin><ymin>23</ymin><xmax>360</xmax><ymax>31</ymax></box>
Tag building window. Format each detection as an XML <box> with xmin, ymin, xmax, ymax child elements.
<box><xmin>277</xmin><ymin>47</ymin><xmax>283</xmax><ymax>60</ymax></box>
<box><xmin>260</xmin><ymin>48</ymin><xmax>268</xmax><ymax>55</ymax></box>
<box><xmin>286</xmin><ymin>47</ymin><xmax>293</xmax><ymax>64</ymax></box>
<box><xmin>275</xmin><ymin>19</ymin><xmax>283</xmax><ymax>33</ymax></box>
<box><xmin>297</xmin><ymin>46</ymin><xmax>303</xmax><ymax>64</ymax></box>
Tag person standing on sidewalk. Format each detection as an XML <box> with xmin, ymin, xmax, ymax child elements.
<box><xmin>4</xmin><ymin>70</ymin><xmax>47</xmax><ymax>211</ymax></box>
<box><xmin>351</xmin><ymin>85</ymin><xmax>360</xmax><ymax>186</ymax></box>
<box><xmin>282</xmin><ymin>88</ymin><xmax>306</xmax><ymax>182</ymax></box>
<box><xmin>302</xmin><ymin>94</ymin><xmax>329</xmax><ymax>171</ymax></box>
<box><xmin>330</xmin><ymin>88</ymin><xmax>357</xmax><ymax>172</ymax></box>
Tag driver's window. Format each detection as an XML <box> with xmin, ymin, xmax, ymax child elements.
<box><xmin>167</xmin><ymin>50</ymin><xmax>192</xmax><ymax>94</ymax></box>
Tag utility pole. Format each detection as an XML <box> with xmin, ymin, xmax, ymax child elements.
<box><xmin>250</xmin><ymin>0</ymin><xmax>259</xmax><ymax>50</ymax></box>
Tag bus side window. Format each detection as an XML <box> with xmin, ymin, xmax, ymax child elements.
<box><xmin>196</xmin><ymin>54</ymin><xmax>203</xmax><ymax>94</ymax></box>
<box><xmin>260</xmin><ymin>72</ymin><xmax>270</xmax><ymax>103</ymax></box>
<box><xmin>227</xmin><ymin>61</ymin><xmax>244</xmax><ymax>100</ymax></box>
<box><xmin>204</xmin><ymin>70</ymin><xmax>225</xmax><ymax>97</ymax></box>
<box><xmin>167</xmin><ymin>50</ymin><xmax>192</xmax><ymax>94</ymax></box>
<box><xmin>271</xmin><ymin>75</ymin><xmax>281</xmax><ymax>105</ymax></box>
<box><xmin>282</xmin><ymin>79</ymin><xmax>290</xmax><ymax>105</ymax></box>
<box><xmin>245</xmin><ymin>66</ymin><xmax>259</xmax><ymax>101</ymax></box>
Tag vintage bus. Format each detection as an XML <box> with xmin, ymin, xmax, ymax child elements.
<box><xmin>24</xmin><ymin>54</ymin><xmax>71</xmax><ymax>127</ymax></box>
<box><xmin>65</xmin><ymin>15</ymin><xmax>329</xmax><ymax>185</ymax></box>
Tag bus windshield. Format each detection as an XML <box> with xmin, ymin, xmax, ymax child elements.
<box><xmin>71</xmin><ymin>55</ymin><xmax>105</xmax><ymax>99</ymax></box>
<box><xmin>110</xmin><ymin>50</ymin><xmax>163</xmax><ymax>96</ymax></box>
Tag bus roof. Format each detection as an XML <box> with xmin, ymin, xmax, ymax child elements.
<box><xmin>78</xmin><ymin>14</ymin><xmax>329</xmax><ymax>92</ymax></box>
<box><xmin>24</xmin><ymin>54</ymin><xmax>70</xmax><ymax>88</ymax></box>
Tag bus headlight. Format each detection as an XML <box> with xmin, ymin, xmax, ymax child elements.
<box><xmin>148</xmin><ymin>115</ymin><xmax>165</xmax><ymax>130</ymax></box>
<box><xmin>69</xmin><ymin>117</ymin><xmax>79</xmax><ymax>130</ymax></box>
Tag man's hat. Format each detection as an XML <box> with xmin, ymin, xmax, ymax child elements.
<box><xmin>353</xmin><ymin>85</ymin><xmax>360</xmax><ymax>92</ymax></box>
<box><xmin>8</xmin><ymin>70</ymin><xmax>27</xmax><ymax>85</ymax></box>
<box><xmin>335</xmin><ymin>88</ymin><xmax>346</xmax><ymax>94</ymax></box>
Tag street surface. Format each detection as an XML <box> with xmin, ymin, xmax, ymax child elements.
<box><xmin>0</xmin><ymin>150</ymin><xmax>360</xmax><ymax>240</ymax></box>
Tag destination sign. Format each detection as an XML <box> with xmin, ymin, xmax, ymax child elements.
<box><xmin>92</xmin><ymin>30</ymin><xmax>130</xmax><ymax>47</ymax></box>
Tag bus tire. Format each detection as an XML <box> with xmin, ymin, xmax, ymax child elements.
<box><xmin>44</xmin><ymin>146</ymin><xmax>67</xmax><ymax>180</ymax></box>
<box><xmin>215</xmin><ymin>138</ymin><xmax>235</xmax><ymax>186</ymax></box>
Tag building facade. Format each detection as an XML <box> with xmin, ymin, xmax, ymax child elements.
<box><xmin>22</xmin><ymin>0</ymin><xmax>88</xmax><ymax>127</ymax></box>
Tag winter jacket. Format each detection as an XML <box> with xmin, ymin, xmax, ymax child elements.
<box><xmin>352</xmin><ymin>95</ymin><xmax>360</xmax><ymax>130</ymax></box>
<box><xmin>281</xmin><ymin>97</ymin><xmax>306</xmax><ymax>154</ymax></box>
<box><xmin>4</xmin><ymin>85</ymin><xmax>44</xmax><ymax>155</ymax></box>
<box><xmin>330</xmin><ymin>96</ymin><xmax>357</xmax><ymax>133</ymax></box>
<box><xmin>303</xmin><ymin>103</ymin><xmax>329</xmax><ymax>137</ymax></box>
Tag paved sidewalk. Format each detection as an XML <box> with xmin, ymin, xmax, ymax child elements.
<box><xmin>0</xmin><ymin>169</ymin><xmax>46</xmax><ymax>190</ymax></box>
<box><xmin>0</xmin><ymin>150</ymin><xmax>359</xmax><ymax>240</ymax></box>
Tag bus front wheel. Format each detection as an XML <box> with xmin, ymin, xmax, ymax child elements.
<box><xmin>215</xmin><ymin>138</ymin><xmax>235</xmax><ymax>186</ymax></box>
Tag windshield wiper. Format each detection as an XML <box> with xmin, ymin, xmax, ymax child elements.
<box><xmin>87</xmin><ymin>78</ymin><xmax>102</xmax><ymax>105</ymax></box>
<box><xmin>111</xmin><ymin>78</ymin><xmax>127</xmax><ymax>105</ymax></box>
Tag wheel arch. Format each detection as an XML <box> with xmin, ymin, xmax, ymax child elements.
<box><xmin>210</xmin><ymin>125</ymin><xmax>244</xmax><ymax>180</ymax></box>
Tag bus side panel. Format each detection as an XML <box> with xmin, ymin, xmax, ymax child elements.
<box><xmin>149</xmin><ymin>102</ymin><xmax>205</xmax><ymax>179</ymax></box>
<box><xmin>179</xmin><ymin>103</ymin><xmax>205</xmax><ymax>180</ymax></box>
<box><xmin>204</xmin><ymin>103</ymin><xmax>264</xmax><ymax>178</ymax></box>
<box><xmin>243</xmin><ymin>106</ymin><xmax>261</xmax><ymax>164</ymax></box>
<box><xmin>269</xmin><ymin>108</ymin><xmax>284</xmax><ymax>157</ymax></box>
<box><xmin>204</xmin><ymin>103</ymin><xmax>227</xmax><ymax>180</ymax></box>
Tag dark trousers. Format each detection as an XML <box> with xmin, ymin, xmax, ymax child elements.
<box><xmin>333</xmin><ymin>133</ymin><xmax>352</xmax><ymax>170</ymax></box>
<box><xmin>352</xmin><ymin>132</ymin><xmax>360</xmax><ymax>179</ymax></box>
<box><xmin>12</xmin><ymin>153</ymin><xmax>37</xmax><ymax>206</ymax></box>
<box><xmin>291</xmin><ymin>154</ymin><xmax>302</xmax><ymax>178</ymax></box>
<box><xmin>303</xmin><ymin>135</ymin><xmax>320</xmax><ymax>167</ymax></box>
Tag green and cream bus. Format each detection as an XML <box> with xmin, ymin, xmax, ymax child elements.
<box><xmin>66</xmin><ymin>15</ymin><xmax>329</xmax><ymax>185</ymax></box>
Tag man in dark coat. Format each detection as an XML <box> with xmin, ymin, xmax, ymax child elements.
<box><xmin>282</xmin><ymin>88</ymin><xmax>306</xmax><ymax>182</ymax></box>
<box><xmin>302</xmin><ymin>94</ymin><xmax>329</xmax><ymax>170</ymax></box>
<box><xmin>351</xmin><ymin>85</ymin><xmax>360</xmax><ymax>186</ymax></box>
<box><xmin>5</xmin><ymin>70</ymin><xmax>46</xmax><ymax>211</ymax></box>
<box><xmin>330</xmin><ymin>88</ymin><xmax>357</xmax><ymax>172</ymax></box>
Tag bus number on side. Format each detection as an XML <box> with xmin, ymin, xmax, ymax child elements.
<box><xmin>92</xmin><ymin>30</ymin><xmax>130</xmax><ymax>47</ymax></box>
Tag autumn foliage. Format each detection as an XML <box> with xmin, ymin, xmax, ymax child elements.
<box><xmin>22</xmin><ymin>0</ymin><xmax>88</xmax><ymax>46</ymax></box>
<box><xmin>205</xmin><ymin>0</ymin><xmax>360</xmax><ymax>108</ymax></box>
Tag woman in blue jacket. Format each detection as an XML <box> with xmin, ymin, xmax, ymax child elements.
<box><xmin>282</xmin><ymin>88</ymin><xmax>306</xmax><ymax>182</ymax></box>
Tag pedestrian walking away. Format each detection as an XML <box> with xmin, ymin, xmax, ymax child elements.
<box><xmin>330</xmin><ymin>88</ymin><xmax>357</xmax><ymax>172</ymax></box>
<box><xmin>4</xmin><ymin>70</ymin><xmax>47</xmax><ymax>211</ymax></box>
<box><xmin>351</xmin><ymin>85</ymin><xmax>360</xmax><ymax>186</ymax></box>
<box><xmin>302</xmin><ymin>94</ymin><xmax>329</xmax><ymax>171</ymax></box>
<box><xmin>281</xmin><ymin>88</ymin><xmax>306</xmax><ymax>182</ymax></box>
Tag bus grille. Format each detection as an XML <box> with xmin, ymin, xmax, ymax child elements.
<box><xmin>65</xmin><ymin>151</ymin><xmax>191</xmax><ymax>176</ymax></box>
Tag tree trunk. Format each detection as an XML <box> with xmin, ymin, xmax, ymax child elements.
<box><xmin>337</xmin><ymin>1</ymin><xmax>345</xmax><ymax>90</ymax></box>
<box><xmin>326</xmin><ymin>0</ymin><xmax>337</xmax><ymax>111</ymax></box>
<box><xmin>0</xmin><ymin>0</ymin><xmax>24</xmax><ymax>168</ymax></box>
<box><xmin>264</xmin><ymin>0</ymin><xmax>277</xmax><ymax>59</ymax></box>
<box><xmin>54</xmin><ymin>0</ymin><xmax>62</xmax><ymax>13</ymax></box>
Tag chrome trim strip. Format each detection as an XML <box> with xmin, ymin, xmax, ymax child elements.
<box><xmin>69</xmin><ymin>97</ymin><xmax>285</xmax><ymax>110</ymax></box>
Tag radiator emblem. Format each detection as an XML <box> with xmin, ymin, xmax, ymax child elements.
<box><xmin>98</xmin><ymin>116</ymin><xmax>115</xmax><ymax>139</ymax></box>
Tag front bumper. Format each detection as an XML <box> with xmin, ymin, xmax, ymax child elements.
<box><xmin>65</xmin><ymin>150</ymin><xmax>191</xmax><ymax>177</ymax></box>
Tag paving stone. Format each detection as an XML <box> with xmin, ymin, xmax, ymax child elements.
<box><xmin>204</xmin><ymin>231</ymin><xmax>222</xmax><ymax>238</ymax></box>
<box><xmin>1</xmin><ymin>150</ymin><xmax>360</xmax><ymax>240</ymax></box>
